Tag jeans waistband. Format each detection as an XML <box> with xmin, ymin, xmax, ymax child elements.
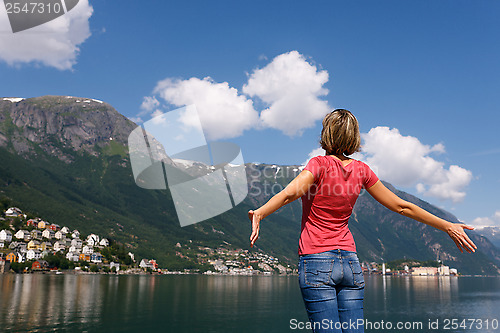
<box><xmin>299</xmin><ymin>249</ymin><xmax>358</xmax><ymax>259</ymax></box>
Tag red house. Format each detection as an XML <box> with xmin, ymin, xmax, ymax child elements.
<box><xmin>49</xmin><ymin>224</ymin><xmax>60</xmax><ymax>231</ymax></box>
<box><xmin>32</xmin><ymin>260</ymin><xmax>49</xmax><ymax>271</ymax></box>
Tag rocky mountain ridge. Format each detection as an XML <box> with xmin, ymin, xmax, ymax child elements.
<box><xmin>0</xmin><ymin>96</ymin><xmax>135</xmax><ymax>162</ymax></box>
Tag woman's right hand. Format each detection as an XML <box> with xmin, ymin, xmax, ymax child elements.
<box><xmin>446</xmin><ymin>222</ymin><xmax>477</xmax><ymax>253</ymax></box>
<box><xmin>248</xmin><ymin>210</ymin><xmax>262</xmax><ymax>248</ymax></box>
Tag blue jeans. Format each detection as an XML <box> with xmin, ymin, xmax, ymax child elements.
<box><xmin>298</xmin><ymin>249</ymin><xmax>365</xmax><ymax>333</ymax></box>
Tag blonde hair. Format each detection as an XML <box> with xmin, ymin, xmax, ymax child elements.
<box><xmin>320</xmin><ymin>109</ymin><xmax>361</xmax><ymax>156</ymax></box>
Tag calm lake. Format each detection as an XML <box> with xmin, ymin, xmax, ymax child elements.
<box><xmin>0</xmin><ymin>274</ymin><xmax>499</xmax><ymax>332</ymax></box>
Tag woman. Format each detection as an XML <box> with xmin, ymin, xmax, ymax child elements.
<box><xmin>248</xmin><ymin>109</ymin><xmax>477</xmax><ymax>333</ymax></box>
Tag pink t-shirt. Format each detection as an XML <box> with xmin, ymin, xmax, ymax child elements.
<box><xmin>299</xmin><ymin>155</ymin><xmax>379</xmax><ymax>255</ymax></box>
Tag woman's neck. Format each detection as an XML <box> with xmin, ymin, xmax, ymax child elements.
<box><xmin>328</xmin><ymin>154</ymin><xmax>350</xmax><ymax>161</ymax></box>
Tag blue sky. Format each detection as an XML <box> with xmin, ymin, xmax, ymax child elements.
<box><xmin>0</xmin><ymin>0</ymin><xmax>499</xmax><ymax>227</ymax></box>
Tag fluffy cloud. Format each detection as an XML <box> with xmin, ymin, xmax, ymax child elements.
<box><xmin>0</xmin><ymin>0</ymin><xmax>93</xmax><ymax>70</ymax></box>
<box><xmin>243</xmin><ymin>51</ymin><xmax>330</xmax><ymax>136</ymax></box>
<box><xmin>140</xmin><ymin>96</ymin><xmax>160</xmax><ymax>112</ymax></box>
<box><xmin>153</xmin><ymin>77</ymin><xmax>259</xmax><ymax>141</ymax></box>
<box><xmin>356</xmin><ymin>127</ymin><xmax>472</xmax><ymax>202</ymax></box>
<box><xmin>140</xmin><ymin>51</ymin><xmax>331</xmax><ymax>140</ymax></box>
<box><xmin>471</xmin><ymin>210</ymin><xmax>500</xmax><ymax>227</ymax></box>
<box><xmin>129</xmin><ymin>96</ymin><xmax>161</xmax><ymax>123</ymax></box>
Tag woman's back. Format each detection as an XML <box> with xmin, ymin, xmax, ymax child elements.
<box><xmin>299</xmin><ymin>155</ymin><xmax>378</xmax><ymax>255</ymax></box>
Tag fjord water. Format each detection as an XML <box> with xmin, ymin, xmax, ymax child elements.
<box><xmin>0</xmin><ymin>274</ymin><xmax>499</xmax><ymax>332</ymax></box>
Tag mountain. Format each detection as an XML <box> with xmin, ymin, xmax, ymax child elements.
<box><xmin>1</xmin><ymin>95</ymin><xmax>499</xmax><ymax>275</ymax></box>
<box><xmin>474</xmin><ymin>226</ymin><xmax>500</xmax><ymax>249</ymax></box>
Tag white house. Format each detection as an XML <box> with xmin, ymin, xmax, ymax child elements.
<box><xmin>99</xmin><ymin>238</ymin><xmax>109</xmax><ymax>247</ymax></box>
<box><xmin>71</xmin><ymin>238</ymin><xmax>83</xmax><ymax>248</ymax></box>
<box><xmin>53</xmin><ymin>241</ymin><xmax>66</xmax><ymax>252</ymax></box>
<box><xmin>66</xmin><ymin>252</ymin><xmax>79</xmax><ymax>262</ymax></box>
<box><xmin>14</xmin><ymin>230</ymin><xmax>30</xmax><ymax>241</ymax></box>
<box><xmin>139</xmin><ymin>259</ymin><xmax>156</xmax><ymax>270</ymax></box>
<box><xmin>60</xmin><ymin>226</ymin><xmax>70</xmax><ymax>234</ymax></box>
<box><xmin>42</xmin><ymin>229</ymin><xmax>55</xmax><ymax>239</ymax></box>
<box><xmin>0</xmin><ymin>230</ymin><xmax>12</xmax><ymax>242</ymax></box>
<box><xmin>86</xmin><ymin>234</ymin><xmax>100</xmax><ymax>247</ymax></box>
<box><xmin>68</xmin><ymin>245</ymin><xmax>81</xmax><ymax>254</ymax></box>
<box><xmin>71</xmin><ymin>230</ymin><xmax>80</xmax><ymax>239</ymax></box>
<box><xmin>26</xmin><ymin>249</ymin><xmax>42</xmax><ymax>260</ymax></box>
<box><xmin>16</xmin><ymin>252</ymin><xmax>25</xmax><ymax>263</ymax></box>
<box><xmin>8</xmin><ymin>241</ymin><xmax>19</xmax><ymax>250</ymax></box>
<box><xmin>9</xmin><ymin>241</ymin><xmax>27</xmax><ymax>252</ymax></box>
<box><xmin>82</xmin><ymin>245</ymin><xmax>94</xmax><ymax>255</ymax></box>
<box><xmin>62</xmin><ymin>237</ymin><xmax>72</xmax><ymax>246</ymax></box>
<box><xmin>5</xmin><ymin>207</ymin><xmax>22</xmax><ymax>217</ymax></box>
<box><xmin>110</xmin><ymin>262</ymin><xmax>120</xmax><ymax>272</ymax></box>
<box><xmin>54</xmin><ymin>231</ymin><xmax>64</xmax><ymax>240</ymax></box>
<box><xmin>139</xmin><ymin>259</ymin><xmax>151</xmax><ymax>269</ymax></box>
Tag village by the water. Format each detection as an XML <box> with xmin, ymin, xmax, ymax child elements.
<box><xmin>0</xmin><ymin>207</ymin><xmax>458</xmax><ymax>276</ymax></box>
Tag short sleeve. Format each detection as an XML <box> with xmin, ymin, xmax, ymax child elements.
<box><xmin>304</xmin><ymin>156</ymin><xmax>323</xmax><ymax>180</ymax></box>
<box><xmin>362</xmin><ymin>162</ymin><xmax>379</xmax><ymax>189</ymax></box>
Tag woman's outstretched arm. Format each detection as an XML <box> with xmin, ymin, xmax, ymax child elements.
<box><xmin>366</xmin><ymin>180</ymin><xmax>477</xmax><ymax>253</ymax></box>
<box><xmin>248</xmin><ymin>170</ymin><xmax>315</xmax><ymax>247</ymax></box>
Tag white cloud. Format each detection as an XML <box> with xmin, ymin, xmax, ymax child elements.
<box><xmin>471</xmin><ymin>217</ymin><xmax>494</xmax><ymax>227</ymax></box>
<box><xmin>471</xmin><ymin>212</ymin><xmax>500</xmax><ymax>228</ymax></box>
<box><xmin>129</xmin><ymin>96</ymin><xmax>162</xmax><ymax>124</ymax></box>
<box><xmin>303</xmin><ymin>147</ymin><xmax>325</xmax><ymax>165</ymax></box>
<box><xmin>0</xmin><ymin>0</ymin><xmax>93</xmax><ymax>70</ymax></box>
<box><xmin>141</xmin><ymin>96</ymin><xmax>160</xmax><ymax>111</ymax></box>
<box><xmin>150</xmin><ymin>110</ymin><xmax>167</xmax><ymax>125</ymax></box>
<box><xmin>153</xmin><ymin>77</ymin><xmax>259</xmax><ymax>141</ymax></box>
<box><xmin>243</xmin><ymin>51</ymin><xmax>330</xmax><ymax>136</ymax></box>
<box><xmin>354</xmin><ymin>126</ymin><xmax>472</xmax><ymax>202</ymax></box>
<box><xmin>127</xmin><ymin>116</ymin><xmax>142</xmax><ymax>124</ymax></box>
<box><xmin>139</xmin><ymin>51</ymin><xmax>331</xmax><ymax>140</ymax></box>
<box><xmin>422</xmin><ymin>165</ymin><xmax>472</xmax><ymax>202</ymax></box>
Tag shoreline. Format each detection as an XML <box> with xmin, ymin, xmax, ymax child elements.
<box><xmin>3</xmin><ymin>271</ymin><xmax>499</xmax><ymax>278</ymax></box>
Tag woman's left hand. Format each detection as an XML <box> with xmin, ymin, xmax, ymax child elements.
<box><xmin>248</xmin><ymin>210</ymin><xmax>262</xmax><ymax>247</ymax></box>
<box><xmin>446</xmin><ymin>222</ymin><xmax>477</xmax><ymax>253</ymax></box>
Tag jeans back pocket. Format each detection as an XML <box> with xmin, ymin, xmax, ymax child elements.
<box><xmin>349</xmin><ymin>260</ymin><xmax>365</xmax><ymax>288</ymax></box>
<box><xmin>303</xmin><ymin>258</ymin><xmax>334</xmax><ymax>287</ymax></box>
